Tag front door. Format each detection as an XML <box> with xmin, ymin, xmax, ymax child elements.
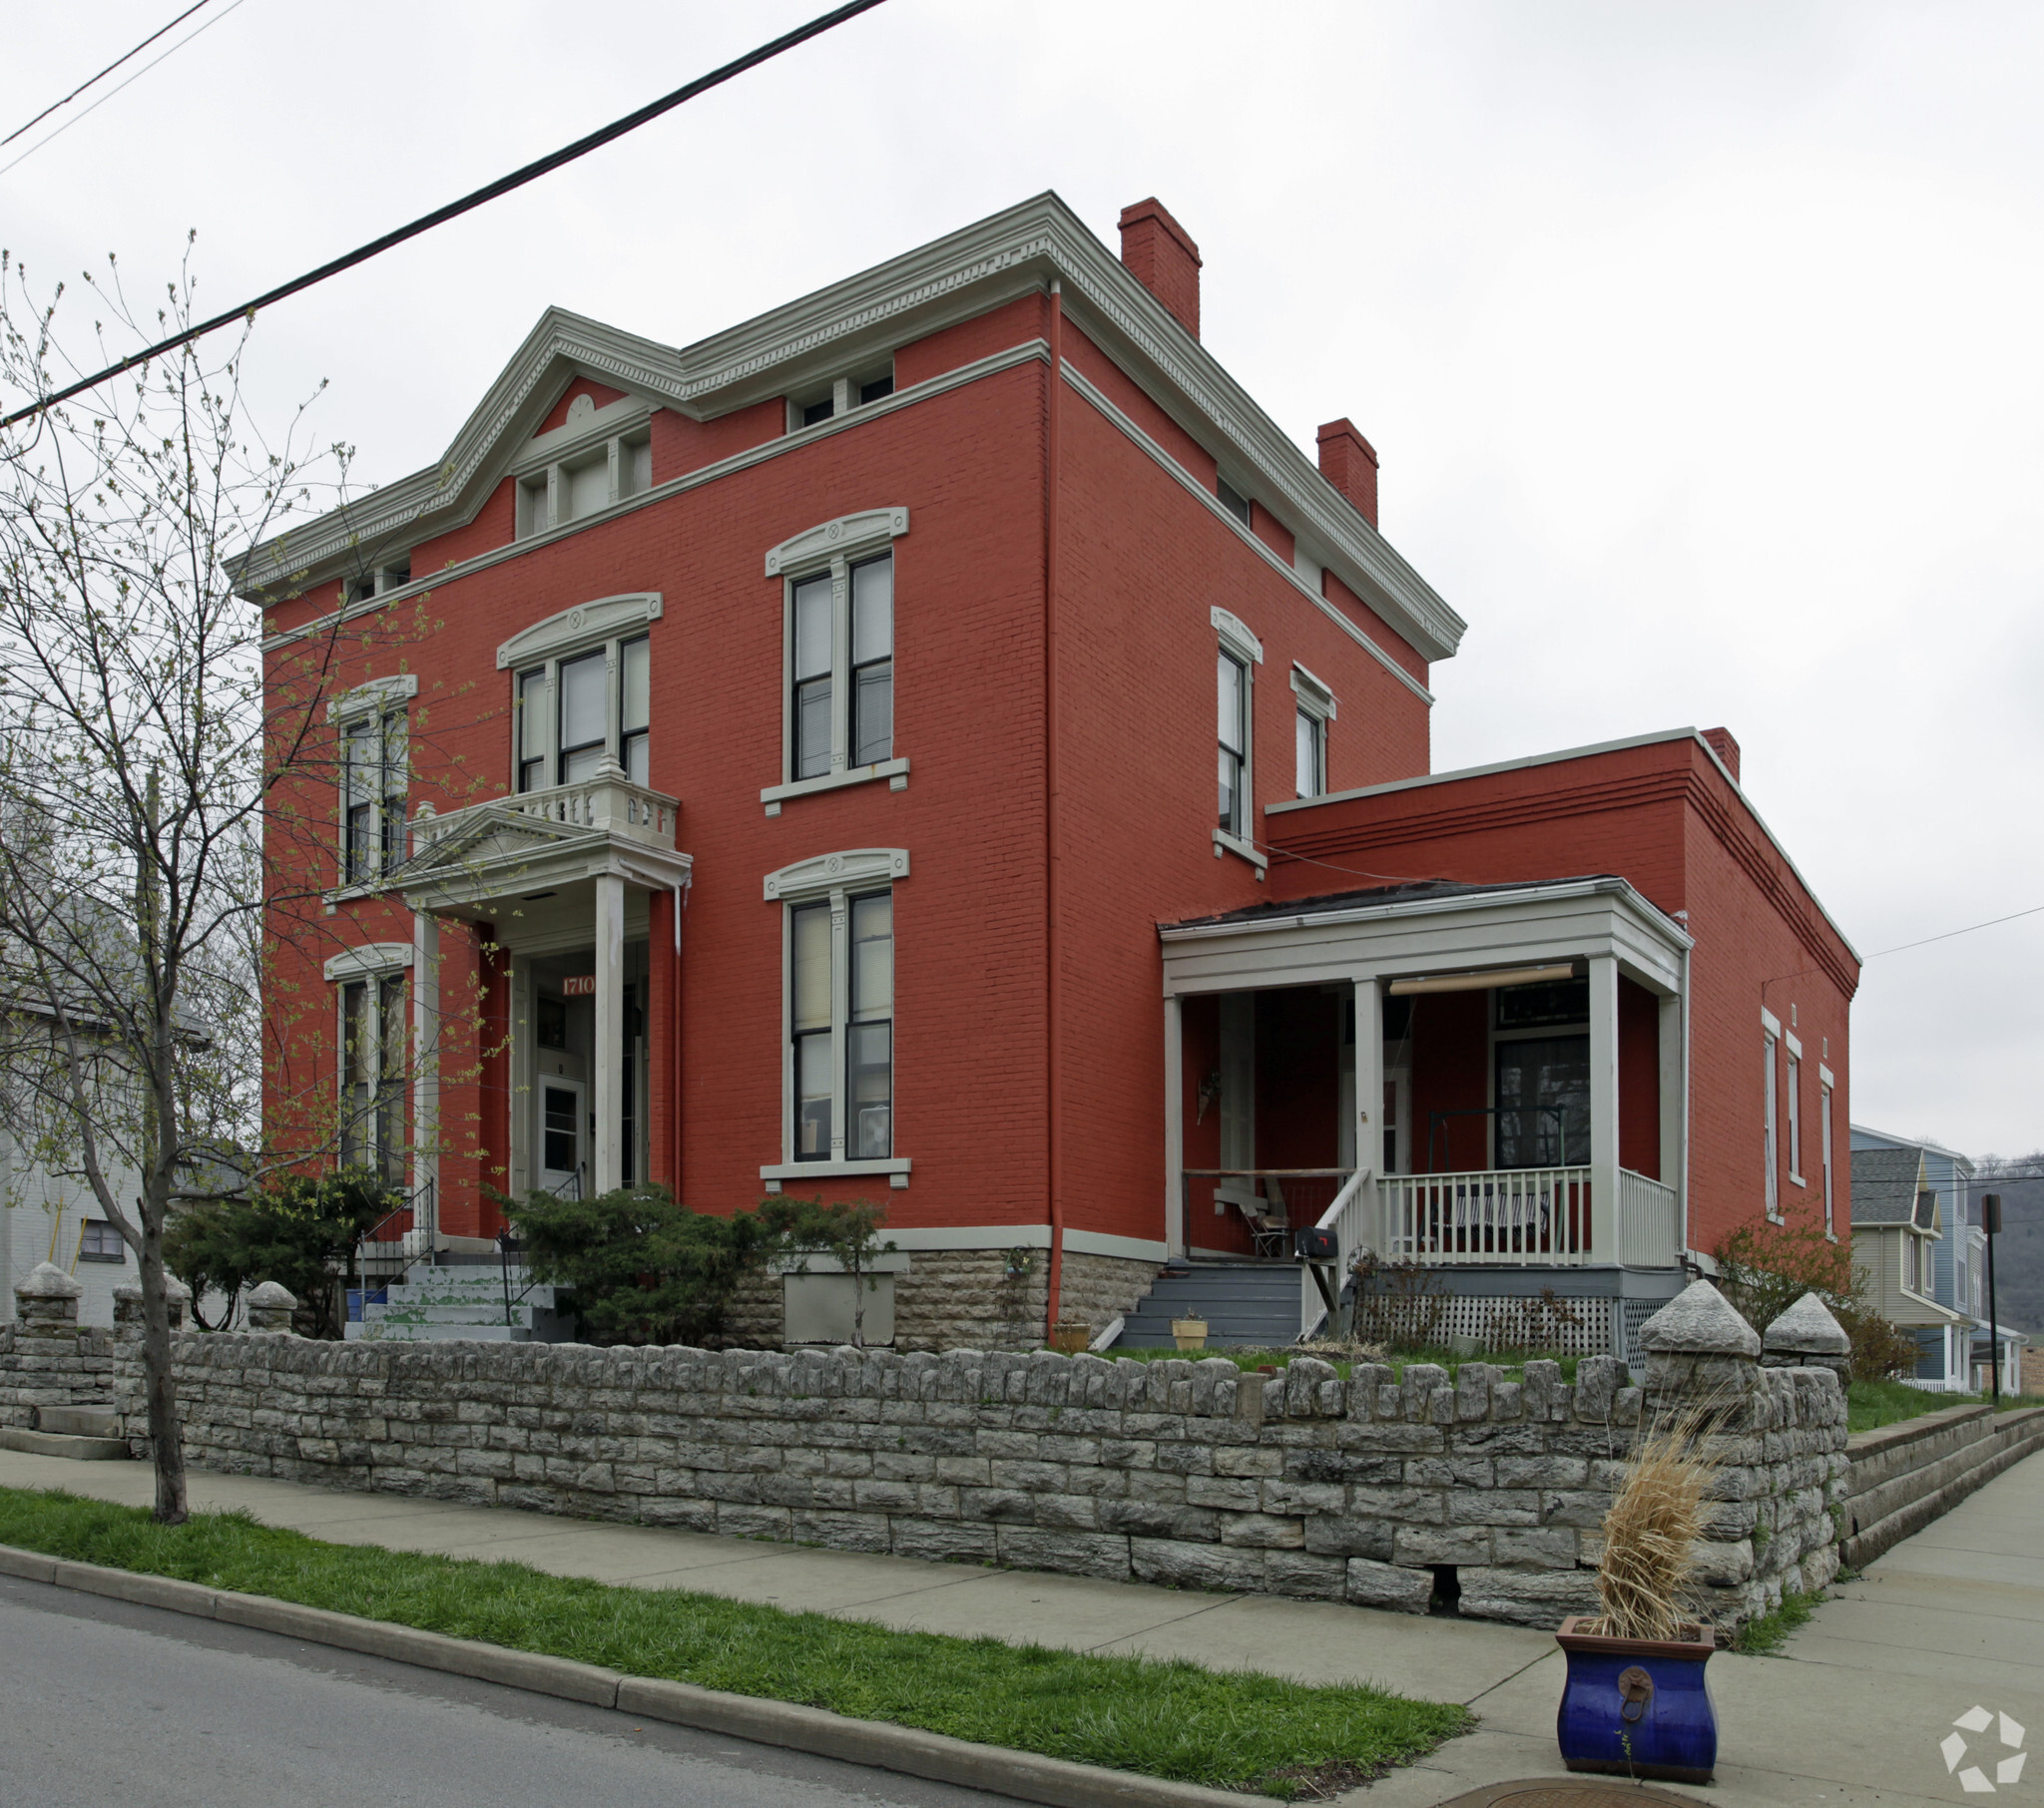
<box><xmin>538</xmin><ymin>1077</ymin><xmax>586</xmax><ymax>1197</ymax></box>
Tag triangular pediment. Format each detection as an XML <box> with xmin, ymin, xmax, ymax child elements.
<box><xmin>400</xmin><ymin>804</ymin><xmax>595</xmax><ymax>877</ymax></box>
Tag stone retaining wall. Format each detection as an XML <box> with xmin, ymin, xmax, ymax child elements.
<box><xmin>1840</xmin><ymin>1401</ymin><xmax>2044</xmax><ymax>1569</ymax></box>
<box><xmin>0</xmin><ymin>1265</ymin><xmax>1855</xmax><ymax>1629</ymax></box>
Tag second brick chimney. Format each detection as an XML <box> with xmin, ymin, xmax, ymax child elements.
<box><xmin>1702</xmin><ymin>727</ymin><xmax>1742</xmax><ymax>781</ymax></box>
<box><xmin>1118</xmin><ymin>200</ymin><xmax>1202</xmax><ymax>339</ymax></box>
<box><xmin>1316</xmin><ymin>419</ymin><xmax>1380</xmax><ymax>529</ymax></box>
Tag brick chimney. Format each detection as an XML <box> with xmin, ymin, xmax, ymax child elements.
<box><xmin>1316</xmin><ymin>419</ymin><xmax>1380</xmax><ymax>529</ymax></box>
<box><xmin>1702</xmin><ymin>727</ymin><xmax>1741</xmax><ymax>781</ymax></box>
<box><xmin>1118</xmin><ymin>199</ymin><xmax>1202</xmax><ymax>339</ymax></box>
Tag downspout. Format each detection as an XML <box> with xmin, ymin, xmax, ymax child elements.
<box><xmin>1044</xmin><ymin>280</ymin><xmax>1066</xmax><ymax>1338</ymax></box>
<box><xmin>673</xmin><ymin>879</ymin><xmax>687</xmax><ymax>1197</ymax></box>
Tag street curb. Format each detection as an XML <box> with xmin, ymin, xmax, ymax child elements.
<box><xmin>0</xmin><ymin>1543</ymin><xmax>1257</xmax><ymax>1807</ymax></box>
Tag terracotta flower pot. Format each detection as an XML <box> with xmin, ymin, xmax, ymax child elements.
<box><xmin>1171</xmin><ymin>1318</ymin><xmax>1209</xmax><ymax>1351</ymax></box>
<box><xmin>1555</xmin><ymin>1616</ymin><xmax>1718</xmax><ymax>1784</ymax></box>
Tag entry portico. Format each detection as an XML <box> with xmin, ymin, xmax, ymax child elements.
<box><xmin>1159</xmin><ymin>876</ymin><xmax>1693</xmax><ymax>1352</ymax></box>
<box><xmin>397</xmin><ymin>759</ymin><xmax>690</xmax><ymax>1231</ymax></box>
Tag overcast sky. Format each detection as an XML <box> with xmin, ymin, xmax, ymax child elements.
<box><xmin>6</xmin><ymin>0</ymin><xmax>2039</xmax><ymax>1158</ymax></box>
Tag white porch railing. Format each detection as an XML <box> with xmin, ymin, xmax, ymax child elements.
<box><xmin>412</xmin><ymin>766</ymin><xmax>678</xmax><ymax>856</ymax></box>
<box><xmin>1379</xmin><ymin>1166</ymin><xmax>1596</xmax><ymax>1265</ymax></box>
<box><xmin>1617</xmin><ymin>1168</ymin><xmax>1682</xmax><ymax>1267</ymax></box>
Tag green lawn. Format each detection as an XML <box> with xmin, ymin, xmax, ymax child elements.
<box><xmin>1844</xmin><ymin>1379</ymin><xmax>2033</xmax><ymax>1433</ymax></box>
<box><xmin>0</xmin><ymin>1487</ymin><xmax>1467</xmax><ymax>1799</ymax></box>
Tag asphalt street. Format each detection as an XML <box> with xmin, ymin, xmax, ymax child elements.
<box><xmin>0</xmin><ymin>1573</ymin><xmax>1014</xmax><ymax>1808</ymax></box>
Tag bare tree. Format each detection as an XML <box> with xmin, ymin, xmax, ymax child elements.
<box><xmin>0</xmin><ymin>242</ymin><xmax>364</xmax><ymax>1522</ymax></box>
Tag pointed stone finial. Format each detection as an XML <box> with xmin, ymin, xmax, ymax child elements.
<box><xmin>16</xmin><ymin>1261</ymin><xmax>83</xmax><ymax>1300</ymax></box>
<box><xmin>245</xmin><ymin>1280</ymin><xmax>298</xmax><ymax>1333</ymax></box>
<box><xmin>1763</xmin><ymin>1291</ymin><xmax>1851</xmax><ymax>1375</ymax></box>
<box><xmin>1637</xmin><ymin>1279</ymin><xmax>1761</xmax><ymax>1358</ymax></box>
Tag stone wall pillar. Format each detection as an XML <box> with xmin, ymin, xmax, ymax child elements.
<box><xmin>4</xmin><ymin>1263</ymin><xmax>85</xmax><ymax>1426</ymax></box>
<box><xmin>1636</xmin><ymin>1278</ymin><xmax>1848</xmax><ymax>1623</ymax></box>
<box><xmin>1762</xmin><ymin>1291</ymin><xmax>1852</xmax><ymax>1380</ymax></box>
<box><xmin>245</xmin><ymin>1282</ymin><xmax>299</xmax><ymax>1334</ymax></box>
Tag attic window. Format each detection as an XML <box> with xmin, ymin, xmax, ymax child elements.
<box><xmin>517</xmin><ymin>433</ymin><xmax>653</xmax><ymax>538</ymax></box>
<box><xmin>788</xmin><ymin>364</ymin><xmax>896</xmax><ymax>435</ymax></box>
<box><xmin>1217</xmin><ymin>477</ymin><xmax>1253</xmax><ymax>527</ymax></box>
<box><xmin>343</xmin><ymin>562</ymin><xmax>413</xmax><ymax>607</ymax></box>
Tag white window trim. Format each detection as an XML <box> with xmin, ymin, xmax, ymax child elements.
<box><xmin>1289</xmin><ymin>662</ymin><xmax>1336</xmax><ymax>720</ymax></box>
<box><xmin>511</xmin><ymin>396</ymin><xmax>656</xmax><ymax>539</ymax></box>
<box><xmin>1820</xmin><ymin>1080</ymin><xmax>1835</xmax><ymax>1239</ymax></box>
<box><xmin>1214</xmin><ymin>609</ymin><xmax>1264</xmax><ymax>873</ymax></box>
<box><xmin>496</xmin><ymin>593</ymin><xmax>663</xmax><ymax>672</ymax></box>
<box><xmin>768</xmin><ymin>511</ymin><xmax>908</xmax><ymax>799</ymax></box>
<box><xmin>1786</xmin><ymin>1050</ymin><xmax>1804</xmax><ymax>1186</ymax></box>
<box><xmin>1761</xmin><ymin>1005</ymin><xmax>1782</xmax><ymax>1038</ymax></box>
<box><xmin>326</xmin><ymin>674</ymin><xmax>418</xmax><ymax>722</ymax></box>
<box><xmin>783</xmin><ymin>364</ymin><xmax>898</xmax><ymax>436</ymax></box>
<box><xmin>324</xmin><ymin>943</ymin><xmax>413</xmax><ymax>982</ymax></box>
<box><xmin>764</xmin><ymin>848</ymin><xmax>910</xmax><ymax>1187</ymax></box>
<box><xmin>1764</xmin><ymin>1031</ymin><xmax>1781</xmax><ymax>1222</ymax></box>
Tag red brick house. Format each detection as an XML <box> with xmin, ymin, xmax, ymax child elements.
<box><xmin>248</xmin><ymin>192</ymin><xmax>1857</xmax><ymax>1355</ymax></box>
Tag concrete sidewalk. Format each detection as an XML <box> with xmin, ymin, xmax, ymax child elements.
<box><xmin>5</xmin><ymin>1445</ymin><xmax>2039</xmax><ymax>1806</ymax></box>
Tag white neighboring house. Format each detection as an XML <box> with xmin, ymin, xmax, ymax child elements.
<box><xmin>0</xmin><ymin>1125</ymin><xmax>137</xmax><ymax>1327</ymax></box>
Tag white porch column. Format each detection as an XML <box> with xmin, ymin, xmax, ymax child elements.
<box><xmin>1587</xmin><ymin>954</ymin><xmax>1621</xmax><ymax>1262</ymax></box>
<box><xmin>1164</xmin><ymin>994</ymin><xmax>1185</xmax><ymax>1258</ymax></box>
<box><xmin>1659</xmin><ymin>983</ymin><xmax>1687</xmax><ymax>1251</ymax></box>
<box><xmin>411</xmin><ymin>909</ymin><xmax>441</xmax><ymax>1248</ymax></box>
<box><xmin>593</xmin><ymin>873</ymin><xmax>626</xmax><ymax>1195</ymax></box>
<box><xmin>1352</xmin><ymin>978</ymin><xmax>1384</xmax><ymax>1243</ymax></box>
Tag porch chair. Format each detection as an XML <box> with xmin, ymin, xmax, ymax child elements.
<box><xmin>1241</xmin><ymin>1177</ymin><xmax>1290</xmax><ymax>1260</ymax></box>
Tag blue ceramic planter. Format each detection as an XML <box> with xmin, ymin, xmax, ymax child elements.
<box><xmin>1555</xmin><ymin>1616</ymin><xmax>1718</xmax><ymax>1784</ymax></box>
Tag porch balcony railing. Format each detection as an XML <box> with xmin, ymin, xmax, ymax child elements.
<box><xmin>410</xmin><ymin>765</ymin><xmax>678</xmax><ymax>857</ymax></box>
<box><xmin>359</xmin><ymin>1176</ymin><xmax>436</xmax><ymax>1267</ymax></box>
<box><xmin>1616</xmin><ymin>1168</ymin><xmax>1681</xmax><ymax>1267</ymax></box>
<box><xmin>1379</xmin><ymin>1165</ymin><xmax>1594</xmax><ymax>1265</ymax></box>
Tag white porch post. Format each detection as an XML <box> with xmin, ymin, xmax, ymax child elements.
<box><xmin>1587</xmin><ymin>954</ymin><xmax>1621</xmax><ymax>1262</ymax></box>
<box><xmin>1658</xmin><ymin>984</ymin><xmax>1687</xmax><ymax>1252</ymax></box>
<box><xmin>411</xmin><ymin>909</ymin><xmax>441</xmax><ymax>1249</ymax></box>
<box><xmin>593</xmin><ymin>872</ymin><xmax>626</xmax><ymax>1194</ymax></box>
<box><xmin>1164</xmin><ymin>994</ymin><xmax>1186</xmax><ymax>1259</ymax></box>
<box><xmin>1352</xmin><ymin>978</ymin><xmax>1384</xmax><ymax>1242</ymax></box>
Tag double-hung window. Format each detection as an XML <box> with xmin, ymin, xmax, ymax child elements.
<box><xmin>763</xmin><ymin>848</ymin><xmax>911</xmax><ymax>1183</ymax></box>
<box><xmin>1763</xmin><ymin>1023</ymin><xmax>1781</xmax><ymax>1220</ymax></box>
<box><xmin>1290</xmin><ymin>664</ymin><xmax>1335</xmax><ymax>799</ymax></box>
<box><xmin>331</xmin><ymin>678</ymin><xmax>414</xmax><ymax>889</ymax></box>
<box><xmin>1819</xmin><ymin>1069</ymin><xmax>1835</xmax><ymax>1235</ymax></box>
<box><xmin>1211</xmin><ymin>609</ymin><xmax>1265</xmax><ymax>868</ymax></box>
<box><xmin>788</xmin><ymin>890</ymin><xmax>894</xmax><ymax>1162</ymax></box>
<box><xmin>341</xmin><ymin>969</ymin><xmax>407</xmax><ymax>1187</ymax></box>
<box><xmin>514</xmin><ymin>633</ymin><xmax>651</xmax><ymax>790</ymax></box>
<box><xmin>1786</xmin><ymin>1045</ymin><xmax>1803</xmax><ymax>1183</ymax></box>
<box><xmin>762</xmin><ymin>510</ymin><xmax>910</xmax><ymax>809</ymax></box>
<box><xmin>789</xmin><ymin>555</ymin><xmax>892</xmax><ymax>780</ymax></box>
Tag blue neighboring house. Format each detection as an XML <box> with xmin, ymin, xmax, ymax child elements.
<box><xmin>1851</xmin><ymin>1125</ymin><xmax>2024</xmax><ymax>1393</ymax></box>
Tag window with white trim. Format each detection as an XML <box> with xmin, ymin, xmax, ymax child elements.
<box><xmin>79</xmin><ymin>1220</ymin><xmax>125</xmax><ymax>1263</ymax></box>
<box><xmin>1290</xmin><ymin>664</ymin><xmax>1335</xmax><ymax>800</ymax></box>
<box><xmin>516</xmin><ymin>429</ymin><xmax>652</xmax><ymax>537</ymax></box>
<box><xmin>340</xmin><ymin>968</ymin><xmax>407</xmax><ymax>1187</ymax></box>
<box><xmin>786</xmin><ymin>554</ymin><xmax>892</xmax><ymax>783</ymax></box>
<box><xmin>515</xmin><ymin>633</ymin><xmax>650</xmax><ymax>789</ymax></box>
<box><xmin>1820</xmin><ymin>1080</ymin><xmax>1834</xmax><ymax>1235</ymax></box>
<box><xmin>1763</xmin><ymin>1031</ymin><xmax>1781</xmax><ymax>1220</ymax></box>
<box><xmin>787</xmin><ymin>364</ymin><xmax>896</xmax><ymax>432</ymax></box>
<box><xmin>1900</xmin><ymin>1231</ymin><xmax>1917</xmax><ymax>1295</ymax></box>
<box><xmin>788</xmin><ymin>888</ymin><xmax>894</xmax><ymax>1163</ymax></box>
<box><xmin>337</xmin><ymin>697</ymin><xmax>409</xmax><ymax>887</ymax></box>
<box><xmin>1212</xmin><ymin>609</ymin><xmax>1264</xmax><ymax>864</ymax></box>
<box><xmin>1786</xmin><ymin>1050</ymin><xmax>1803</xmax><ymax>1183</ymax></box>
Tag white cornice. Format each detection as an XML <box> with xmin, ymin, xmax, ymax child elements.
<box><xmin>236</xmin><ymin>193</ymin><xmax>1464</xmax><ymax>666</ymax></box>
<box><xmin>325</xmin><ymin>674</ymin><xmax>417</xmax><ymax>721</ymax></box>
<box><xmin>765</xmin><ymin>508</ymin><xmax>908</xmax><ymax>578</ymax></box>
<box><xmin>763</xmin><ymin>847</ymin><xmax>909</xmax><ymax>904</ymax></box>
<box><xmin>324</xmin><ymin>942</ymin><xmax>413</xmax><ymax>980</ymax></box>
<box><xmin>496</xmin><ymin>592</ymin><xmax>663</xmax><ymax>671</ymax></box>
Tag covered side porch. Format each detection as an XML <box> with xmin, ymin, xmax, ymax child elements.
<box><xmin>1155</xmin><ymin>876</ymin><xmax>1693</xmax><ymax>1354</ymax></box>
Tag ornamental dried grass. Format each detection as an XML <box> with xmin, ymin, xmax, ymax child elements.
<box><xmin>1587</xmin><ymin>1412</ymin><xmax>1721</xmax><ymax>1642</ymax></box>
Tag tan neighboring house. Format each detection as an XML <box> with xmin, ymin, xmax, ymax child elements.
<box><xmin>1850</xmin><ymin>1144</ymin><xmax>1972</xmax><ymax>1381</ymax></box>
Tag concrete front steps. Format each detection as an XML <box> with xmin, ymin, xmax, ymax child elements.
<box><xmin>1115</xmin><ymin>1261</ymin><xmax>1302</xmax><ymax>1350</ymax></box>
<box><xmin>346</xmin><ymin>1262</ymin><xmax>574</xmax><ymax>1344</ymax></box>
<box><xmin>0</xmin><ymin>1403</ymin><xmax>128</xmax><ymax>1461</ymax></box>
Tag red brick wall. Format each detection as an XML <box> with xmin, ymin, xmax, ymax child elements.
<box><xmin>1619</xmin><ymin>976</ymin><xmax>1662</xmax><ymax>1180</ymax></box>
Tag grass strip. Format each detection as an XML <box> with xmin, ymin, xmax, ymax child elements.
<box><xmin>1844</xmin><ymin>1380</ymin><xmax>2033</xmax><ymax>1433</ymax></box>
<box><xmin>0</xmin><ymin>1485</ymin><xmax>1467</xmax><ymax>1799</ymax></box>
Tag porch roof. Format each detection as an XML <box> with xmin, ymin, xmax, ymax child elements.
<box><xmin>1163</xmin><ymin>873</ymin><xmax>1652</xmax><ymax>934</ymax></box>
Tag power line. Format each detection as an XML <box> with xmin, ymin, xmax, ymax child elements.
<box><xmin>1866</xmin><ymin>901</ymin><xmax>2044</xmax><ymax>960</ymax></box>
<box><xmin>2</xmin><ymin>0</ymin><xmax>223</xmax><ymax>148</ymax></box>
<box><xmin>0</xmin><ymin>0</ymin><xmax>891</xmax><ymax>431</ymax></box>
<box><xmin>0</xmin><ymin>0</ymin><xmax>252</xmax><ymax>180</ymax></box>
